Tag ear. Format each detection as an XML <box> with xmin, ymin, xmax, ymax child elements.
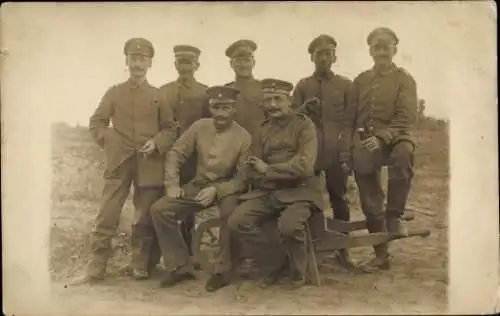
<box><xmin>332</xmin><ymin>53</ymin><xmax>337</xmax><ymax>64</ymax></box>
<box><xmin>393</xmin><ymin>46</ymin><xmax>398</xmax><ymax>56</ymax></box>
<box><xmin>194</xmin><ymin>61</ymin><xmax>200</xmax><ymax>71</ymax></box>
<box><xmin>310</xmin><ymin>53</ymin><xmax>315</xmax><ymax>63</ymax></box>
<box><xmin>125</xmin><ymin>55</ymin><xmax>129</xmax><ymax>66</ymax></box>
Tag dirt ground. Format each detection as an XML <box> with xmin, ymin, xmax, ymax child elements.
<box><xmin>49</xmin><ymin>118</ymin><xmax>449</xmax><ymax>315</ymax></box>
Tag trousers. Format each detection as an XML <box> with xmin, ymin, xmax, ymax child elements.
<box><xmin>88</xmin><ymin>155</ymin><xmax>163</xmax><ymax>277</ymax></box>
<box><xmin>228</xmin><ymin>193</ymin><xmax>313</xmax><ymax>276</ymax></box>
<box><xmin>150</xmin><ymin>191</ymin><xmax>239</xmax><ymax>274</ymax></box>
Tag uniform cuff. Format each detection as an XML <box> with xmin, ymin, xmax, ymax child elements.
<box><xmin>375</xmin><ymin>130</ymin><xmax>393</xmax><ymax>145</ymax></box>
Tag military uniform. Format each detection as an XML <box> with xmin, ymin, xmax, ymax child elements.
<box><xmin>228</xmin><ymin>79</ymin><xmax>323</xmax><ymax>282</ymax></box>
<box><xmin>343</xmin><ymin>28</ymin><xmax>417</xmax><ymax>269</ymax></box>
<box><xmin>292</xmin><ymin>34</ymin><xmax>353</xmax><ymax>224</ymax></box>
<box><xmin>224</xmin><ymin>39</ymin><xmax>265</xmax><ymax>138</ymax></box>
<box><xmin>86</xmin><ymin>38</ymin><xmax>177</xmax><ymax>280</ymax></box>
<box><xmin>150</xmin><ymin>86</ymin><xmax>251</xmax><ymax>290</ymax></box>
<box><xmin>159</xmin><ymin>45</ymin><xmax>210</xmax><ymax>255</ymax></box>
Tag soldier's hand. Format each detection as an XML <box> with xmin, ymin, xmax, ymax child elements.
<box><xmin>246</xmin><ymin>156</ymin><xmax>269</xmax><ymax>174</ymax></box>
<box><xmin>361</xmin><ymin>136</ymin><xmax>381</xmax><ymax>152</ymax></box>
<box><xmin>195</xmin><ymin>186</ymin><xmax>217</xmax><ymax>207</ymax></box>
<box><xmin>167</xmin><ymin>186</ymin><xmax>184</xmax><ymax>199</ymax></box>
<box><xmin>340</xmin><ymin>162</ymin><xmax>351</xmax><ymax>175</ymax></box>
<box><xmin>139</xmin><ymin>139</ymin><xmax>156</xmax><ymax>155</ymax></box>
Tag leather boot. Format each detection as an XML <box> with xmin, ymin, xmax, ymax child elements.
<box><xmin>180</xmin><ymin>216</ymin><xmax>195</xmax><ymax>256</ymax></box>
<box><xmin>386</xmin><ymin>176</ymin><xmax>411</xmax><ymax>237</ymax></box>
<box><xmin>360</xmin><ymin>217</ymin><xmax>390</xmax><ymax>273</ymax></box>
<box><xmin>284</xmin><ymin>237</ymin><xmax>307</xmax><ymax>288</ymax></box>
<box><xmin>130</xmin><ymin>225</ymin><xmax>155</xmax><ymax>280</ymax></box>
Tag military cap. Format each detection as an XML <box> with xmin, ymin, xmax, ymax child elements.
<box><xmin>308</xmin><ymin>34</ymin><xmax>337</xmax><ymax>54</ymax></box>
<box><xmin>367</xmin><ymin>27</ymin><xmax>399</xmax><ymax>45</ymax></box>
<box><xmin>225</xmin><ymin>39</ymin><xmax>257</xmax><ymax>58</ymax></box>
<box><xmin>261</xmin><ymin>78</ymin><xmax>294</xmax><ymax>96</ymax></box>
<box><xmin>173</xmin><ymin>45</ymin><xmax>201</xmax><ymax>60</ymax></box>
<box><xmin>124</xmin><ymin>37</ymin><xmax>155</xmax><ymax>58</ymax></box>
<box><xmin>206</xmin><ymin>86</ymin><xmax>240</xmax><ymax>104</ymax></box>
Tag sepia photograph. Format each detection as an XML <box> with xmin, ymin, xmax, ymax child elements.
<box><xmin>2</xmin><ymin>2</ymin><xmax>498</xmax><ymax>315</ymax></box>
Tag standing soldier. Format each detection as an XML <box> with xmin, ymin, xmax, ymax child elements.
<box><xmin>228</xmin><ymin>79</ymin><xmax>323</xmax><ymax>287</ymax></box>
<box><xmin>291</xmin><ymin>34</ymin><xmax>356</xmax><ymax>269</ymax></box>
<box><xmin>159</xmin><ymin>45</ymin><xmax>210</xmax><ymax>259</ymax></box>
<box><xmin>72</xmin><ymin>38</ymin><xmax>177</xmax><ymax>284</ymax></box>
<box><xmin>224</xmin><ymin>39</ymin><xmax>265</xmax><ymax>138</ymax></box>
<box><xmin>344</xmin><ymin>27</ymin><xmax>417</xmax><ymax>272</ymax></box>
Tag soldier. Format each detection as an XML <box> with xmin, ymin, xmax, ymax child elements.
<box><xmin>224</xmin><ymin>39</ymin><xmax>265</xmax><ymax>138</ymax></box>
<box><xmin>228</xmin><ymin>78</ymin><xmax>323</xmax><ymax>287</ymax></box>
<box><xmin>150</xmin><ymin>86</ymin><xmax>251</xmax><ymax>291</ymax></box>
<box><xmin>291</xmin><ymin>34</ymin><xmax>356</xmax><ymax>269</ymax></box>
<box><xmin>344</xmin><ymin>27</ymin><xmax>418</xmax><ymax>272</ymax></box>
<box><xmin>72</xmin><ymin>38</ymin><xmax>177</xmax><ymax>284</ymax></box>
<box><xmin>159</xmin><ymin>45</ymin><xmax>210</xmax><ymax>262</ymax></box>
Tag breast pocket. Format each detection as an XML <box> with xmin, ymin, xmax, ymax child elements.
<box><xmin>324</xmin><ymin>90</ymin><xmax>346</xmax><ymax>119</ymax></box>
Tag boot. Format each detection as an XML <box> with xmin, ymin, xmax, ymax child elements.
<box><xmin>159</xmin><ymin>264</ymin><xmax>197</xmax><ymax>288</ymax></box>
<box><xmin>180</xmin><ymin>216</ymin><xmax>195</xmax><ymax>256</ymax></box>
<box><xmin>386</xmin><ymin>175</ymin><xmax>411</xmax><ymax>237</ymax></box>
<box><xmin>130</xmin><ymin>225</ymin><xmax>155</xmax><ymax>280</ymax></box>
<box><xmin>205</xmin><ymin>273</ymin><xmax>231</xmax><ymax>292</ymax></box>
<box><xmin>360</xmin><ymin>217</ymin><xmax>390</xmax><ymax>273</ymax></box>
<box><xmin>71</xmin><ymin>234</ymin><xmax>111</xmax><ymax>285</ymax></box>
<box><xmin>284</xmin><ymin>237</ymin><xmax>307</xmax><ymax>288</ymax></box>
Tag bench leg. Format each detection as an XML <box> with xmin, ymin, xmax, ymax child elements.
<box><xmin>304</xmin><ymin>223</ymin><xmax>322</xmax><ymax>286</ymax></box>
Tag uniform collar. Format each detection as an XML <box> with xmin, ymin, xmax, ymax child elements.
<box><xmin>127</xmin><ymin>77</ymin><xmax>149</xmax><ymax>89</ymax></box>
<box><xmin>235</xmin><ymin>75</ymin><xmax>256</xmax><ymax>85</ymax></box>
<box><xmin>177</xmin><ymin>76</ymin><xmax>195</xmax><ymax>88</ymax></box>
<box><xmin>270</xmin><ymin>112</ymin><xmax>295</xmax><ymax>128</ymax></box>
<box><xmin>313</xmin><ymin>69</ymin><xmax>334</xmax><ymax>80</ymax></box>
<box><xmin>372</xmin><ymin>63</ymin><xmax>397</xmax><ymax>77</ymax></box>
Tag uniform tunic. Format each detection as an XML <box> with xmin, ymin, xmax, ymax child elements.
<box><xmin>225</xmin><ymin>77</ymin><xmax>265</xmax><ymax>138</ymax></box>
<box><xmin>292</xmin><ymin>70</ymin><xmax>352</xmax><ymax>169</ymax></box>
<box><xmin>344</xmin><ymin>63</ymin><xmax>417</xmax><ymax>174</ymax></box>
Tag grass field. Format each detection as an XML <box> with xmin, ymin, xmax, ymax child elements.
<box><xmin>50</xmin><ymin>117</ymin><xmax>449</xmax><ymax>315</ymax></box>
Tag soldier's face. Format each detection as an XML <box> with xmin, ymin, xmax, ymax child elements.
<box><xmin>175</xmin><ymin>59</ymin><xmax>199</xmax><ymax>78</ymax></box>
<box><xmin>312</xmin><ymin>49</ymin><xmax>336</xmax><ymax>72</ymax></box>
<box><xmin>230</xmin><ymin>56</ymin><xmax>255</xmax><ymax>77</ymax></box>
<box><xmin>126</xmin><ymin>54</ymin><xmax>151</xmax><ymax>78</ymax></box>
<box><xmin>369</xmin><ymin>42</ymin><xmax>397</xmax><ymax>67</ymax></box>
<box><xmin>262</xmin><ymin>94</ymin><xmax>291</xmax><ymax>119</ymax></box>
<box><xmin>209</xmin><ymin>102</ymin><xmax>236</xmax><ymax>129</ymax></box>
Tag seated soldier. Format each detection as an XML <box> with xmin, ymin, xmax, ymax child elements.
<box><xmin>150</xmin><ymin>86</ymin><xmax>251</xmax><ymax>291</ymax></box>
<box><xmin>227</xmin><ymin>78</ymin><xmax>324</xmax><ymax>287</ymax></box>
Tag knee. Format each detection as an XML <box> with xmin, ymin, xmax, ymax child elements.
<box><xmin>149</xmin><ymin>199</ymin><xmax>176</xmax><ymax>223</ymax></box>
<box><xmin>227</xmin><ymin>210</ymin><xmax>253</xmax><ymax>234</ymax></box>
<box><xmin>389</xmin><ymin>141</ymin><xmax>415</xmax><ymax>178</ymax></box>
<box><xmin>278</xmin><ymin>218</ymin><xmax>306</xmax><ymax>242</ymax></box>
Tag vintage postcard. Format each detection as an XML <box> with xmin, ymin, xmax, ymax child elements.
<box><xmin>1</xmin><ymin>1</ymin><xmax>498</xmax><ymax>315</ymax></box>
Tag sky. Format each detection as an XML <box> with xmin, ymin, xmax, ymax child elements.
<box><xmin>1</xmin><ymin>2</ymin><xmax>497</xmax><ymax>126</ymax></box>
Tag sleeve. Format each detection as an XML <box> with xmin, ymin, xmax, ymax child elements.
<box><xmin>213</xmin><ymin>132</ymin><xmax>251</xmax><ymax>199</ymax></box>
<box><xmin>152</xmin><ymin>93</ymin><xmax>180</xmax><ymax>154</ymax></box>
<box><xmin>163</xmin><ymin>121</ymin><xmax>200</xmax><ymax>188</ymax></box>
<box><xmin>375</xmin><ymin>72</ymin><xmax>418</xmax><ymax>146</ymax></box>
<box><xmin>339</xmin><ymin>78</ymin><xmax>357</xmax><ymax>163</ymax></box>
<box><xmin>263</xmin><ymin>118</ymin><xmax>318</xmax><ymax>180</ymax></box>
<box><xmin>291</xmin><ymin>80</ymin><xmax>305</xmax><ymax>111</ymax></box>
<box><xmin>201</xmin><ymin>90</ymin><xmax>212</xmax><ymax>119</ymax></box>
<box><xmin>89</xmin><ymin>87</ymin><xmax>114</xmax><ymax>148</ymax></box>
